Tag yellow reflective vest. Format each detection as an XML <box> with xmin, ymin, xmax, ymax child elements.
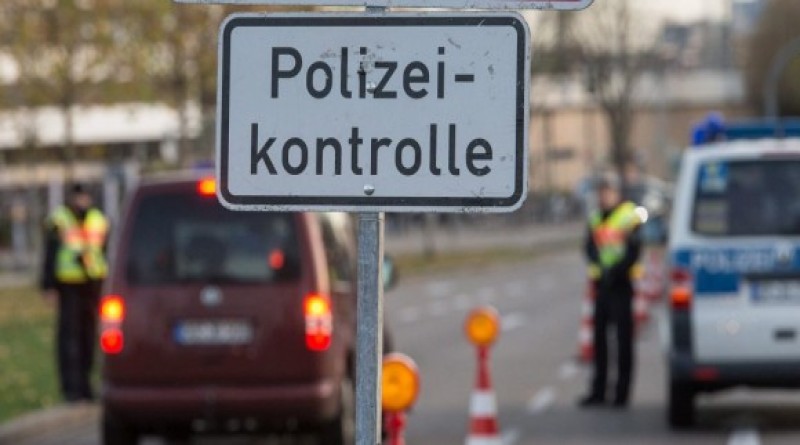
<box><xmin>50</xmin><ymin>206</ymin><xmax>109</xmax><ymax>284</ymax></box>
<box><xmin>587</xmin><ymin>202</ymin><xmax>643</xmax><ymax>281</ymax></box>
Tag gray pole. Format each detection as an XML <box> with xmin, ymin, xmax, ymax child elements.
<box><xmin>357</xmin><ymin>7</ymin><xmax>387</xmax><ymax>444</ymax></box>
<box><xmin>764</xmin><ymin>36</ymin><xmax>800</xmax><ymax>119</ymax></box>
<box><xmin>356</xmin><ymin>211</ymin><xmax>384</xmax><ymax>445</ymax></box>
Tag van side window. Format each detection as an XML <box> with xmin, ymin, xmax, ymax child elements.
<box><xmin>319</xmin><ymin>213</ymin><xmax>355</xmax><ymax>285</ymax></box>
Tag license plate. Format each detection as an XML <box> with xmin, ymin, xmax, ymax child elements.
<box><xmin>752</xmin><ymin>280</ymin><xmax>800</xmax><ymax>304</ymax></box>
<box><xmin>174</xmin><ymin>320</ymin><xmax>254</xmax><ymax>345</ymax></box>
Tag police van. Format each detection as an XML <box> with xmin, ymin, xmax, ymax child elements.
<box><xmin>667</xmin><ymin>119</ymin><xmax>800</xmax><ymax>427</ymax></box>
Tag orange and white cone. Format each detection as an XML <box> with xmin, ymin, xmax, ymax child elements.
<box><xmin>466</xmin><ymin>347</ymin><xmax>501</xmax><ymax>445</ymax></box>
<box><xmin>577</xmin><ymin>281</ymin><xmax>595</xmax><ymax>363</ymax></box>
<box><xmin>634</xmin><ymin>290</ymin><xmax>650</xmax><ymax>327</ymax></box>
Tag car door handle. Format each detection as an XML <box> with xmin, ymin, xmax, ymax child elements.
<box><xmin>774</xmin><ymin>329</ymin><xmax>796</xmax><ymax>341</ymax></box>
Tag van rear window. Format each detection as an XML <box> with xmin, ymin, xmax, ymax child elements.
<box><xmin>125</xmin><ymin>191</ymin><xmax>299</xmax><ymax>285</ymax></box>
<box><xmin>692</xmin><ymin>160</ymin><xmax>800</xmax><ymax>236</ymax></box>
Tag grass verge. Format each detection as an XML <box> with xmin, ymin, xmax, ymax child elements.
<box><xmin>0</xmin><ymin>287</ymin><xmax>59</xmax><ymax>423</ymax></box>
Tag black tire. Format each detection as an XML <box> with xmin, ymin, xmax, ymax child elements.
<box><xmin>668</xmin><ymin>381</ymin><xmax>696</xmax><ymax>429</ymax></box>
<box><xmin>102</xmin><ymin>413</ymin><xmax>139</xmax><ymax>445</ymax></box>
<box><xmin>318</xmin><ymin>377</ymin><xmax>355</xmax><ymax>445</ymax></box>
<box><xmin>163</xmin><ymin>429</ymin><xmax>192</xmax><ymax>445</ymax></box>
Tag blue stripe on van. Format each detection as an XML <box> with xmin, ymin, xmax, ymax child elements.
<box><xmin>672</xmin><ymin>247</ymin><xmax>800</xmax><ymax>296</ymax></box>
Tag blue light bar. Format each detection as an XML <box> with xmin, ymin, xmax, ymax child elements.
<box><xmin>691</xmin><ymin>113</ymin><xmax>800</xmax><ymax>147</ymax></box>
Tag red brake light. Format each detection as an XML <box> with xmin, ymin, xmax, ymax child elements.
<box><xmin>670</xmin><ymin>268</ymin><xmax>693</xmax><ymax>310</ymax></box>
<box><xmin>100</xmin><ymin>329</ymin><xmax>124</xmax><ymax>354</ymax></box>
<box><xmin>197</xmin><ymin>178</ymin><xmax>216</xmax><ymax>196</ymax></box>
<box><xmin>671</xmin><ymin>286</ymin><xmax>692</xmax><ymax>310</ymax></box>
<box><xmin>100</xmin><ymin>295</ymin><xmax>125</xmax><ymax>354</ymax></box>
<box><xmin>304</xmin><ymin>294</ymin><xmax>332</xmax><ymax>352</ymax></box>
<box><xmin>100</xmin><ymin>295</ymin><xmax>125</xmax><ymax>322</ymax></box>
<box><xmin>269</xmin><ymin>249</ymin><xmax>285</xmax><ymax>270</ymax></box>
<box><xmin>693</xmin><ymin>366</ymin><xmax>719</xmax><ymax>382</ymax></box>
<box><xmin>671</xmin><ymin>268</ymin><xmax>691</xmax><ymax>284</ymax></box>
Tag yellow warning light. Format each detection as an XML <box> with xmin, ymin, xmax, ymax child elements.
<box><xmin>381</xmin><ymin>353</ymin><xmax>420</xmax><ymax>413</ymax></box>
<box><xmin>464</xmin><ymin>306</ymin><xmax>500</xmax><ymax>347</ymax></box>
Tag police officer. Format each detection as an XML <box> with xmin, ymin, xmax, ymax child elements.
<box><xmin>579</xmin><ymin>173</ymin><xmax>642</xmax><ymax>409</ymax></box>
<box><xmin>41</xmin><ymin>184</ymin><xmax>109</xmax><ymax>402</ymax></box>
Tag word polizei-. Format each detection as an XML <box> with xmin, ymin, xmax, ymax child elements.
<box><xmin>252</xmin><ymin>45</ymin><xmax>492</xmax><ymax>179</ymax></box>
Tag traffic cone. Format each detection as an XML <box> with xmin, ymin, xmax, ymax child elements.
<box><xmin>386</xmin><ymin>411</ymin><xmax>407</xmax><ymax>445</ymax></box>
<box><xmin>466</xmin><ymin>346</ymin><xmax>502</xmax><ymax>445</ymax></box>
<box><xmin>634</xmin><ymin>290</ymin><xmax>650</xmax><ymax>327</ymax></box>
<box><xmin>577</xmin><ymin>280</ymin><xmax>595</xmax><ymax>364</ymax></box>
<box><xmin>642</xmin><ymin>248</ymin><xmax>666</xmax><ymax>301</ymax></box>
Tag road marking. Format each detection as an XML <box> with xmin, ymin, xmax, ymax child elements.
<box><xmin>477</xmin><ymin>286</ymin><xmax>495</xmax><ymax>303</ymax></box>
<box><xmin>728</xmin><ymin>429</ymin><xmax>761</xmax><ymax>445</ymax></box>
<box><xmin>398</xmin><ymin>307</ymin><xmax>420</xmax><ymax>324</ymax></box>
<box><xmin>501</xmin><ymin>312</ymin><xmax>526</xmax><ymax>332</ymax></box>
<box><xmin>534</xmin><ymin>278</ymin><xmax>555</xmax><ymax>292</ymax></box>
<box><xmin>502</xmin><ymin>428</ymin><xmax>521</xmax><ymax>445</ymax></box>
<box><xmin>454</xmin><ymin>294</ymin><xmax>472</xmax><ymax>311</ymax></box>
<box><xmin>558</xmin><ymin>362</ymin><xmax>580</xmax><ymax>381</ymax></box>
<box><xmin>503</xmin><ymin>280</ymin><xmax>526</xmax><ymax>298</ymax></box>
<box><xmin>527</xmin><ymin>386</ymin><xmax>557</xmax><ymax>415</ymax></box>
<box><xmin>425</xmin><ymin>280</ymin><xmax>454</xmax><ymax>298</ymax></box>
<box><xmin>429</xmin><ymin>301</ymin><xmax>449</xmax><ymax>317</ymax></box>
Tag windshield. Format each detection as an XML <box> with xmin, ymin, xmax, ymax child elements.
<box><xmin>125</xmin><ymin>190</ymin><xmax>299</xmax><ymax>285</ymax></box>
<box><xmin>692</xmin><ymin>159</ymin><xmax>800</xmax><ymax>237</ymax></box>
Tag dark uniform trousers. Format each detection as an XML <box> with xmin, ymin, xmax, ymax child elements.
<box><xmin>57</xmin><ymin>281</ymin><xmax>100</xmax><ymax>401</ymax></box>
<box><xmin>590</xmin><ymin>286</ymin><xmax>635</xmax><ymax>404</ymax></box>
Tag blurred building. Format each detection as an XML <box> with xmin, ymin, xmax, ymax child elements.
<box><xmin>0</xmin><ymin>102</ymin><xmax>204</xmax><ymax>268</ymax></box>
<box><xmin>529</xmin><ymin>69</ymin><xmax>747</xmax><ymax>192</ymax></box>
<box><xmin>529</xmin><ymin>13</ymin><xmax>753</xmax><ymax>194</ymax></box>
<box><xmin>657</xmin><ymin>21</ymin><xmax>736</xmax><ymax>70</ymax></box>
<box><xmin>731</xmin><ymin>0</ymin><xmax>766</xmax><ymax>37</ymax></box>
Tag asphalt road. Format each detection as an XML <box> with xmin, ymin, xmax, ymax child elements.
<box><xmin>13</xmin><ymin>247</ymin><xmax>800</xmax><ymax>445</ymax></box>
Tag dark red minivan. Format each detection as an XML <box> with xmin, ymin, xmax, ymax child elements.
<box><xmin>100</xmin><ymin>174</ymin><xmax>391</xmax><ymax>444</ymax></box>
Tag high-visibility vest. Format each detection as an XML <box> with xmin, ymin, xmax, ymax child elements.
<box><xmin>587</xmin><ymin>201</ymin><xmax>643</xmax><ymax>280</ymax></box>
<box><xmin>50</xmin><ymin>206</ymin><xmax>109</xmax><ymax>284</ymax></box>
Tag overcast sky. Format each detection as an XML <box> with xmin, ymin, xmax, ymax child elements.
<box><xmin>644</xmin><ymin>0</ymin><xmax>728</xmax><ymax>22</ymax></box>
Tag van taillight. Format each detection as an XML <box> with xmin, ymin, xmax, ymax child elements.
<box><xmin>670</xmin><ymin>268</ymin><xmax>693</xmax><ymax>311</ymax></box>
<box><xmin>100</xmin><ymin>295</ymin><xmax>125</xmax><ymax>322</ymax></box>
<box><xmin>100</xmin><ymin>295</ymin><xmax>125</xmax><ymax>355</ymax></box>
<box><xmin>197</xmin><ymin>177</ymin><xmax>216</xmax><ymax>196</ymax></box>
<box><xmin>304</xmin><ymin>293</ymin><xmax>332</xmax><ymax>352</ymax></box>
<box><xmin>100</xmin><ymin>329</ymin><xmax>124</xmax><ymax>354</ymax></box>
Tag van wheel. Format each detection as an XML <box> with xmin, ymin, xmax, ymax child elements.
<box><xmin>102</xmin><ymin>413</ymin><xmax>139</xmax><ymax>445</ymax></box>
<box><xmin>318</xmin><ymin>377</ymin><xmax>355</xmax><ymax>445</ymax></box>
<box><xmin>668</xmin><ymin>381</ymin><xmax>696</xmax><ymax>429</ymax></box>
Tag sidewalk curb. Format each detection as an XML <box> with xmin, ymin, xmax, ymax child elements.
<box><xmin>0</xmin><ymin>403</ymin><xmax>99</xmax><ymax>443</ymax></box>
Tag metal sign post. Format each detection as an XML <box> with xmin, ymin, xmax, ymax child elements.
<box><xmin>356</xmin><ymin>10</ymin><xmax>386</xmax><ymax>445</ymax></box>
<box><xmin>356</xmin><ymin>211</ymin><xmax>384</xmax><ymax>445</ymax></box>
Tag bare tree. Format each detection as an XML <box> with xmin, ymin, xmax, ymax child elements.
<box><xmin>126</xmin><ymin>2</ymin><xmax>271</xmax><ymax>166</ymax></box>
<box><xmin>571</xmin><ymin>0</ymin><xmax>655</xmax><ymax>178</ymax></box>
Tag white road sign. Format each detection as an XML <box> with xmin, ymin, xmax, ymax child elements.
<box><xmin>180</xmin><ymin>0</ymin><xmax>591</xmax><ymax>10</ymax></box>
<box><xmin>217</xmin><ymin>13</ymin><xmax>530</xmax><ymax>212</ymax></box>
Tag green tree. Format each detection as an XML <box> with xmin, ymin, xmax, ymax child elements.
<box><xmin>0</xmin><ymin>0</ymin><xmax>144</xmax><ymax>173</ymax></box>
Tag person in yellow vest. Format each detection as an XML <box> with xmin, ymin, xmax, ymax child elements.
<box><xmin>40</xmin><ymin>184</ymin><xmax>109</xmax><ymax>402</ymax></box>
<box><xmin>579</xmin><ymin>173</ymin><xmax>643</xmax><ymax>409</ymax></box>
